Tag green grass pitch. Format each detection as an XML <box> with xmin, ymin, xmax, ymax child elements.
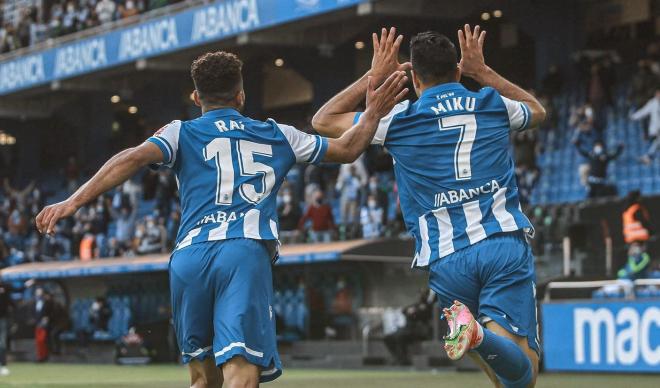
<box><xmin>0</xmin><ymin>363</ymin><xmax>657</xmax><ymax>387</ymax></box>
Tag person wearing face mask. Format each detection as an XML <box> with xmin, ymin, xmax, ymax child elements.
<box><xmin>135</xmin><ymin>215</ymin><xmax>165</xmax><ymax>254</ymax></box>
<box><xmin>277</xmin><ymin>192</ymin><xmax>301</xmax><ymax>244</ymax></box>
<box><xmin>299</xmin><ymin>191</ymin><xmax>335</xmax><ymax>243</ymax></box>
<box><xmin>95</xmin><ymin>0</ymin><xmax>117</xmax><ymax>24</ymax></box>
<box><xmin>631</xmin><ymin>89</ymin><xmax>660</xmax><ymax>165</ymax></box>
<box><xmin>575</xmin><ymin>138</ymin><xmax>624</xmax><ymax>199</ymax></box>
<box><xmin>360</xmin><ymin>195</ymin><xmax>383</xmax><ymax>239</ymax></box>
<box><xmin>119</xmin><ymin>0</ymin><xmax>140</xmax><ymax>18</ymax></box>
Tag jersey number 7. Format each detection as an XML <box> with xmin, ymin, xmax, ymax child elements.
<box><xmin>204</xmin><ymin>138</ymin><xmax>276</xmax><ymax>206</ymax></box>
<box><xmin>438</xmin><ymin>114</ymin><xmax>478</xmax><ymax>181</ymax></box>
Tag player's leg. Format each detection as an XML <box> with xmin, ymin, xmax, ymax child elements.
<box><xmin>472</xmin><ymin>231</ymin><xmax>539</xmax><ymax>388</ymax></box>
<box><xmin>467</xmin><ymin>352</ymin><xmax>503</xmax><ymax>388</ymax></box>
<box><xmin>436</xmin><ymin>232</ymin><xmax>539</xmax><ymax>387</ymax></box>
<box><xmin>483</xmin><ymin>320</ymin><xmax>539</xmax><ymax>387</ymax></box>
<box><xmin>169</xmin><ymin>245</ymin><xmax>218</xmax><ymax>388</ymax></box>
<box><xmin>222</xmin><ymin>356</ymin><xmax>260</xmax><ymax>388</ymax></box>
<box><xmin>189</xmin><ymin>358</ymin><xmax>222</xmax><ymax>388</ymax></box>
<box><xmin>212</xmin><ymin>239</ymin><xmax>282</xmax><ymax>386</ymax></box>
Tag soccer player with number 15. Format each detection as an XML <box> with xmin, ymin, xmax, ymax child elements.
<box><xmin>35</xmin><ymin>49</ymin><xmax>407</xmax><ymax>387</ymax></box>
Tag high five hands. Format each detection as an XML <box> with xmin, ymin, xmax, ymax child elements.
<box><xmin>370</xmin><ymin>27</ymin><xmax>412</xmax><ymax>85</ymax></box>
<box><xmin>458</xmin><ymin>24</ymin><xmax>488</xmax><ymax>79</ymax></box>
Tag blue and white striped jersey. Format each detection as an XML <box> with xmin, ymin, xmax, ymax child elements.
<box><xmin>147</xmin><ymin>108</ymin><xmax>328</xmax><ymax>251</ymax></box>
<box><xmin>355</xmin><ymin>82</ymin><xmax>534</xmax><ymax>268</ymax></box>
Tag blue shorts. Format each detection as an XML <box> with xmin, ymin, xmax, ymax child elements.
<box><xmin>429</xmin><ymin>231</ymin><xmax>540</xmax><ymax>355</ymax></box>
<box><xmin>169</xmin><ymin>238</ymin><xmax>282</xmax><ymax>383</ymax></box>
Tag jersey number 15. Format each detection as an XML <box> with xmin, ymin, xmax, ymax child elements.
<box><xmin>204</xmin><ymin>138</ymin><xmax>275</xmax><ymax>206</ymax></box>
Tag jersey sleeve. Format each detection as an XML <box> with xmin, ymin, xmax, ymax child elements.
<box><xmin>276</xmin><ymin>122</ymin><xmax>328</xmax><ymax>164</ymax></box>
<box><xmin>146</xmin><ymin>120</ymin><xmax>181</xmax><ymax>168</ymax></box>
<box><xmin>501</xmin><ymin>96</ymin><xmax>532</xmax><ymax>131</ymax></box>
<box><xmin>353</xmin><ymin>100</ymin><xmax>410</xmax><ymax>145</ymax></box>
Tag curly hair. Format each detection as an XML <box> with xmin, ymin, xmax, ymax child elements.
<box><xmin>190</xmin><ymin>51</ymin><xmax>243</xmax><ymax>104</ymax></box>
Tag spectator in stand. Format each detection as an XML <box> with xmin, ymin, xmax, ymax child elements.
<box><xmin>571</xmin><ymin>105</ymin><xmax>596</xmax><ymax>188</ymax></box>
<box><xmin>515</xmin><ymin>164</ymin><xmax>539</xmax><ymax>206</ymax></box>
<box><xmin>360</xmin><ymin>195</ymin><xmax>383</xmax><ymax>239</ymax></box>
<box><xmin>96</xmin><ymin>0</ymin><xmax>117</xmax><ymax>24</ymax></box>
<box><xmin>621</xmin><ymin>190</ymin><xmax>654</xmax><ymax>264</ymax></box>
<box><xmin>277</xmin><ymin>191</ymin><xmax>301</xmax><ymax>244</ymax></box>
<box><xmin>154</xmin><ymin>170</ymin><xmax>176</xmax><ymax>215</ymax></box>
<box><xmin>0</xmin><ymin>282</ymin><xmax>12</xmax><ymax>375</ymax></box>
<box><xmin>3</xmin><ymin>179</ymin><xmax>36</xmax><ymax>208</ymax></box>
<box><xmin>17</xmin><ymin>8</ymin><xmax>34</xmax><ymax>48</ymax></box>
<box><xmin>134</xmin><ymin>216</ymin><xmax>166</xmax><ymax>254</ymax></box>
<box><xmin>105</xmin><ymin>237</ymin><xmax>123</xmax><ymax>257</ymax></box>
<box><xmin>89</xmin><ymin>296</ymin><xmax>112</xmax><ymax>333</ymax></box>
<box><xmin>541</xmin><ymin>64</ymin><xmax>563</xmax><ymax>98</ymax></box>
<box><xmin>299</xmin><ymin>191</ymin><xmax>335</xmax><ymax>243</ymax></box>
<box><xmin>61</xmin><ymin>1</ymin><xmax>78</xmax><ymax>35</ymax></box>
<box><xmin>34</xmin><ymin>288</ymin><xmax>53</xmax><ymax>362</ymax></box>
<box><xmin>112</xmin><ymin>204</ymin><xmax>136</xmax><ymax>251</ymax></box>
<box><xmin>513</xmin><ymin>129</ymin><xmax>538</xmax><ymax>169</ymax></box>
<box><xmin>384</xmin><ymin>288</ymin><xmax>436</xmax><ymax>366</ymax></box>
<box><xmin>49</xmin><ymin>299</ymin><xmax>69</xmax><ymax>355</ymax></box>
<box><xmin>630</xmin><ymin>60</ymin><xmax>660</xmax><ymax>119</ymax></box>
<box><xmin>6</xmin><ymin>207</ymin><xmax>29</xmax><ymax>249</ymax></box>
<box><xmin>40</xmin><ymin>225</ymin><xmax>72</xmax><ymax>261</ymax></box>
<box><xmin>630</xmin><ymin>89</ymin><xmax>660</xmax><ymax>165</ymax></box>
<box><xmin>119</xmin><ymin>0</ymin><xmax>140</xmax><ymax>18</ymax></box>
<box><xmin>336</xmin><ymin>165</ymin><xmax>362</xmax><ymax>239</ymax></box>
<box><xmin>574</xmin><ymin>139</ymin><xmax>624</xmax><ymax>199</ymax></box>
<box><xmin>0</xmin><ymin>23</ymin><xmax>19</xmax><ymax>53</ymax></box>
<box><xmin>79</xmin><ymin>225</ymin><xmax>97</xmax><ymax>261</ymax></box>
<box><xmin>329</xmin><ymin>277</ymin><xmax>354</xmax><ymax>339</ymax></box>
<box><xmin>65</xmin><ymin>156</ymin><xmax>79</xmax><ymax>193</ymax></box>
<box><xmin>166</xmin><ymin>207</ymin><xmax>180</xmax><ymax>249</ymax></box>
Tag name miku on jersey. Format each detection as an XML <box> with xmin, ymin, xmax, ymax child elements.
<box><xmin>355</xmin><ymin>82</ymin><xmax>534</xmax><ymax>269</ymax></box>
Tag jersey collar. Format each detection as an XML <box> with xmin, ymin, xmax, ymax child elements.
<box><xmin>420</xmin><ymin>82</ymin><xmax>466</xmax><ymax>98</ymax></box>
<box><xmin>202</xmin><ymin>108</ymin><xmax>242</xmax><ymax>118</ymax></box>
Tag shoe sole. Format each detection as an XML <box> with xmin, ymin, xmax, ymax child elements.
<box><xmin>444</xmin><ymin>319</ymin><xmax>475</xmax><ymax>361</ymax></box>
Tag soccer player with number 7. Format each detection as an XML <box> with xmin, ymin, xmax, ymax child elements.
<box><xmin>313</xmin><ymin>25</ymin><xmax>546</xmax><ymax>387</ymax></box>
<box><xmin>35</xmin><ymin>50</ymin><xmax>407</xmax><ymax>386</ymax></box>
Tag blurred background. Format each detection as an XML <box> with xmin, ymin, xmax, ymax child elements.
<box><xmin>0</xmin><ymin>0</ymin><xmax>658</xmax><ymax>384</ymax></box>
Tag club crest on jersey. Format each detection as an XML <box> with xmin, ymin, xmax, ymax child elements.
<box><xmin>214</xmin><ymin>120</ymin><xmax>245</xmax><ymax>132</ymax></box>
<box><xmin>434</xmin><ymin>179</ymin><xmax>500</xmax><ymax>207</ymax></box>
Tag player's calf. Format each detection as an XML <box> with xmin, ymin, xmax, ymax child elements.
<box><xmin>188</xmin><ymin>358</ymin><xmax>222</xmax><ymax>388</ymax></box>
<box><xmin>222</xmin><ymin>356</ymin><xmax>260</xmax><ymax>388</ymax></box>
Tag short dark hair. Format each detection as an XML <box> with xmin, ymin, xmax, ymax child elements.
<box><xmin>410</xmin><ymin>31</ymin><xmax>457</xmax><ymax>84</ymax></box>
<box><xmin>190</xmin><ymin>51</ymin><xmax>243</xmax><ymax>104</ymax></box>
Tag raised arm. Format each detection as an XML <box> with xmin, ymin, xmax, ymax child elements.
<box><xmin>36</xmin><ymin>142</ymin><xmax>164</xmax><ymax>235</ymax></box>
<box><xmin>312</xmin><ymin>27</ymin><xmax>410</xmax><ymax>138</ymax></box>
<box><xmin>458</xmin><ymin>24</ymin><xmax>546</xmax><ymax>128</ymax></box>
<box><xmin>323</xmin><ymin>71</ymin><xmax>408</xmax><ymax>163</ymax></box>
<box><xmin>630</xmin><ymin>99</ymin><xmax>652</xmax><ymax>121</ymax></box>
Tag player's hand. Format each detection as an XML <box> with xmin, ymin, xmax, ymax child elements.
<box><xmin>365</xmin><ymin>71</ymin><xmax>409</xmax><ymax>118</ymax></box>
<box><xmin>370</xmin><ymin>27</ymin><xmax>412</xmax><ymax>84</ymax></box>
<box><xmin>36</xmin><ymin>199</ymin><xmax>78</xmax><ymax>236</ymax></box>
<box><xmin>458</xmin><ymin>24</ymin><xmax>487</xmax><ymax>79</ymax></box>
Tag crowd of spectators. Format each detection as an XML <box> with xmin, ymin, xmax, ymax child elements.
<box><xmin>0</xmin><ymin>143</ymin><xmax>403</xmax><ymax>267</ymax></box>
<box><xmin>0</xmin><ymin>0</ymin><xmax>180</xmax><ymax>54</ymax></box>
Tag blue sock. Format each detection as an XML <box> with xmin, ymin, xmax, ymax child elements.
<box><xmin>474</xmin><ymin>328</ymin><xmax>533</xmax><ymax>388</ymax></box>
